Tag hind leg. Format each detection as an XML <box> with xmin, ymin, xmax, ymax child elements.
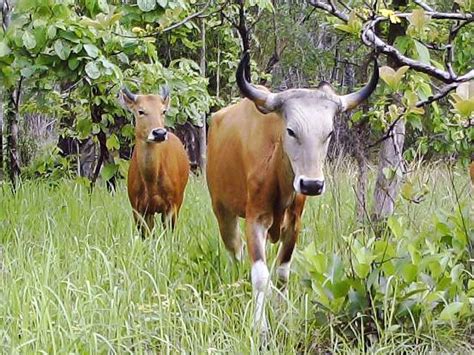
<box><xmin>213</xmin><ymin>203</ymin><xmax>243</xmax><ymax>261</ymax></box>
<box><xmin>132</xmin><ymin>210</ymin><xmax>155</xmax><ymax>238</ymax></box>
<box><xmin>161</xmin><ymin>207</ymin><xmax>177</xmax><ymax>230</ymax></box>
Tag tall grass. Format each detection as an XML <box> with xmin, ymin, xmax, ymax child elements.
<box><xmin>0</xmin><ymin>162</ymin><xmax>471</xmax><ymax>353</ymax></box>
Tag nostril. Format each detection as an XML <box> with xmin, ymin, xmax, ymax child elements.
<box><xmin>299</xmin><ymin>179</ymin><xmax>325</xmax><ymax>196</ymax></box>
<box><xmin>151</xmin><ymin>128</ymin><xmax>167</xmax><ymax>141</ymax></box>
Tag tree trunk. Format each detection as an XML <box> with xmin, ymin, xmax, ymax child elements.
<box><xmin>372</xmin><ymin>0</ymin><xmax>407</xmax><ymax>222</ymax></box>
<box><xmin>4</xmin><ymin>87</ymin><xmax>21</xmax><ymax>185</ymax></box>
<box><xmin>0</xmin><ymin>95</ymin><xmax>3</xmax><ymax>180</ymax></box>
<box><xmin>199</xmin><ymin>18</ymin><xmax>207</xmax><ymax>174</ymax></box>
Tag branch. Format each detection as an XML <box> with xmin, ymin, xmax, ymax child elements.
<box><xmin>161</xmin><ymin>0</ymin><xmax>212</xmax><ymax>33</ymax></box>
<box><xmin>309</xmin><ymin>0</ymin><xmax>474</xmax><ymax>84</ymax></box>
<box><xmin>413</xmin><ymin>0</ymin><xmax>434</xmax><ymax>12</ymax></box>
<box><xmin>113</xmin><ymin>0</ymin><xmax>213</xmax><ymax>39</ymax></box>
<box><xmin>415</xmin><ymin>82</ymin><xmax>459</xmax><ymax>107</ymax></box>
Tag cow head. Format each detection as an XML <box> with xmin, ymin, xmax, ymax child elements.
<box><xmin>120</xmin><ymin>86</ymin><xmax>171</xmax><ymax>143</ymax></box>
<box><xmin>236</xmin><ymin>52</ymin><xmax>378</xmax><ymax>196</ymax></box>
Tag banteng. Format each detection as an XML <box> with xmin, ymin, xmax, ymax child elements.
<box><xmin>207</xmin><ymin>52</ymin><xmax>379</xmax><ymax>330</ymax></box>
<box><xmin>121</xmin><ymin>87</ymin><xmax>189</xmax><ymax>235</ymax></box>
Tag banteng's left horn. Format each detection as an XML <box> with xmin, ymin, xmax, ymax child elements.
<box><xmin>339</xmin><ymin>59</ymin><xmax>379</xmax><ymax>111</ymax></box>
<box><xmin>236</xmin><ymin>51</ymin><xmax>279</xmax><ymax>113</ymax></box>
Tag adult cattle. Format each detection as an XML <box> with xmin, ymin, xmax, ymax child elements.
<box><xmin>207</xmin><ymin>52</ymin><xmax>378</xmax><ymax>330</ymax></box>
<box><xmin>121</xmin><ymin>86</ymin><xmax>189</xmax><ymax>235</ymax></box>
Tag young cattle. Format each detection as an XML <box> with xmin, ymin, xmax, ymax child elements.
<box><xmin>121</xmin><ymin>86</ymin><xmax>189</xmax><ymax>234</ymax></box>
<box><xmin>207</xmin><ymin>52</ymin><xmax>379</xmax><ymax>331</ymax></box>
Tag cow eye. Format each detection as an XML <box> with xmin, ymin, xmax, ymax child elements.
<box><xmin>287</xmin><ymin>128</ymin><xmax>297</xmax><ymax>138</ymax></box>
<box><xmin>138</xmin><ymin>109</ymin><xmax>145</xmax><ymax>116</ymax></box>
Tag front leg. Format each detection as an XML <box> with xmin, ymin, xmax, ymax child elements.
<box><xmin>276</xmin><ymin>194</ymin><xmax>306</xmax><ymax>292</ymax></box>
<box><xmin>246</xmin><ymin>213</ymin><xmax>273</xmax><ymax>333</ymax></box>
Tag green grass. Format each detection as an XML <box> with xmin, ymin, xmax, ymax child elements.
<box><xmin>0</xmin><ymin>162</ymin><xmax>472</xmax><ymax>353</ymax></box>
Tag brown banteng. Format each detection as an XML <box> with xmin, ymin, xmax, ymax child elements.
<box><xmin>207</xmin><ymin>52</ymin><xmax>379</xmax><ymax>330</ymax></box>
<box><xmin>121</xmin><ymin>86</ymin><xmax>189</xmax><ymax>234</ymax></box>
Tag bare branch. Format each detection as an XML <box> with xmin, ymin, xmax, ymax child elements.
<box><xmin>413</xmin><ymin>0</ymin><xmax>434</xmax><ymax>12</ymax></box>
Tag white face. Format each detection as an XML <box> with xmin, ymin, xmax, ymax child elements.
<box><xmin>282</xmin><ymin>98</ymin><xmax>336</xmax><ymax>196</ymax></box>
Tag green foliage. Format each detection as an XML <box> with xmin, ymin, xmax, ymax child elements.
<box><xmin>298</xmin><ymin>178</ymin><xmax>472</xmax><ymax>346</ymax></box>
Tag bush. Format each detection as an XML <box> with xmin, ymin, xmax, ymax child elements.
<box><xmin>298</xmin><ymin>202</ymin><xmax>472</xmax><ymax>348</ymax></box>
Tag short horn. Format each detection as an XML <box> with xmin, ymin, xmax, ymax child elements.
<box><xmin>121</xmin><ymin>86</ymin><xmax>137</xmax><ymax>102</ymax></box>
<box><xmin>340</xmin><ymin>59</ymin><xmax>379</xmax><ymax>111</ymax></box>
<box><xmin>160</xmin><ymin>84</ymin><xmax>170</xmax><ymax>100</ymax></box>
<box><xmin>236</xmin><ymin>51</ymin><xmax>278</xmax><ymax>112</ymax></box>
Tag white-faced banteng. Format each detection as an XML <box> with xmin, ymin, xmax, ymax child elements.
<box><xmin>206</xmin><ymin>52</ymin><xmax>379</xmax><ymax>331</ymax></box>
<box><xmin>121</xmin><ymin>86</ymin><xmax>190</xmax><ymax>235</ymax></box>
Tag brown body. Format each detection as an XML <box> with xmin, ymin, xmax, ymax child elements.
<box><xmin>121</xmin><ymin>87</ymin><xmax>189</xmax><ymax>233</ymax></box>
<box><xmin>128</xmin><ymin>132</ymin><xmax>189</xmax><ymax>231</ymax></box>
<box><xmin>207</xmin><ymin>99</ymin><xmax>305</xmax><ymax>264</ymax></box>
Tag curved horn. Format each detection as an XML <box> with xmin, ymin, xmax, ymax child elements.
<box><xmin>121</xmin><ymin>86</ymin><xmax>137</xmax><ymax>102</ymax></box>
<box><xmin>340</xmin><ymin>59</ymin><xmax>379</xmax><ymax>111</ymax></box>
<box><xmin>236</xmin><ymin>51</ymin><xmax>278</xmax><ymax>112</ymax></box>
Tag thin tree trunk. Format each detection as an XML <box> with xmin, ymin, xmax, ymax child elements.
<box><xmin>199</xmin><ymin>18</ymin><xmax>207</xmax><ymax>174</ymax></box>
<box><xmin>4</xmin><ymin>86</ymin><xmax>21</xmax><ymax>185</ymax></box>
<box><xmin>372</xmin><ymin>0</ymin><xmax>407</xmax><ymax>222</ymax></box>
<box><xmin>372</xmin><ymin>119</ymin><xmax>405</xmax><ymax>220</ymax></box>
<box><xmin>0</xmin><ymin>95</ymin><xmax>3</xmax><ymax>180</ymax></box>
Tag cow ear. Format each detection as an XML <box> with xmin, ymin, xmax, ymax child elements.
<box><xmin>160</xmin><ymin>85</ymin><xmax>171</xmax><ymax>113</ymax></box>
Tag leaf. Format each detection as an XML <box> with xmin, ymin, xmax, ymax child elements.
<box><xmin>408</xmin><ymin>9</ymin><xmax>430</xmax><ymax>30</ymax></box>
<box><xmin>85</xmin><ymin>61</ymin><xmax>101</xmax><ymax>80</ymax></box>
<box><xmin>456</xmin><ymin>81</ymin><xmax>474</xmax><ymax>100</ymax></box>
<box><xmin>22</xmin><ymin>31</ymin><xmax>37</xmax><ymax>50</ymax></box>
<box><xmin>83</xmin><ymin>44</ymin><xmax>99</xmax><ymax>58</ymax></box>
<box><xmin>414</xmin><ymin>40</ymin><xmax>430</xmax><ymax>64</ymax></box>
<box><xmin>379</xmin><ymin>66</ymin><xmax>409</xmax><ymax>90</ymax></box>
<box><xmin>137</xmin><ymin>0</ymin><xmax>156</xmax><ymax>12</ymax></box>
<box><xmin>47</xmin><ymin>26</ymin><xmax>57</xmax><ymax>39</ymax></box>
<box><xmin>401</xmin><ymin>263</ymin><xmax>417</xmax><ymax>283</ymax></box>
<box><xmin>106</xmin><ymin>134</ymin><xmax>120</xmax><ymax>150</ymax></box>
<box><xmin>97</xmin><ymin>0</ymin><xmax>109</xmax><ymax>12</ymax></box>
<box><xmin>0</xmin><ymin>41</ymin><xmax>11</xmax><ymax>57</ymax></box>
<box><xmin>54</xmin><ymin>39</ymin><xmax>71</xmax><ymax>60</ymax></box>
<box><xmin>439</xmin><ymin>302</ymin><xmax>464</xmax><ymax>321</ymax></box>
<box><xmin>157</xmin><ymin>0</ymin><xmax>167</xmax><ymax>7</ymax></box>
<box><xmin>68</xmin><ymin>57</ymin><xmax>80</xmax><ymax>70</ymax></box>
<box><xmin>101</xmin><ymin>163</ymin><xmax>119</xmax><ymax>181</ymax></box>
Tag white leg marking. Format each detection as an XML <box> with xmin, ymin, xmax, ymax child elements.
<box><xmin>252</xmin><ymin>260</ymin><xmax>270</xmax><ymax>331</ymax></box>
<box><xmin>277</xmin><ymin>261</ymin><xmax>291</xmax><ymax>285</ymax></box>
<box><xmin>234</xmin><ymin>244</ymin><xmax>244</xmax><ymax>262</ymax></box>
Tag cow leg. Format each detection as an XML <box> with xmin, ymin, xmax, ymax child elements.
<box><xmin>246</xmin><ymin>213</ymin><xmax>273</xmax><ymax>332</ymax></box>
<box><xmin>276</xmin><ymin>195</ymin><xmax>306</xmax><ymax>292</ymax></box>
<box><xmin>161</xmin><ymin>207</ymin><xmax>177</xmax><ymax>230</ymax></box>
<box><xmin>213</xmin><ymin>203</ymin><xmax>243</xmax><ymax>261</ymax></box>
<box><xmin>144</xmin><ymin>213</ymin><xmax>155</xmax><ymax>236</ymax></box>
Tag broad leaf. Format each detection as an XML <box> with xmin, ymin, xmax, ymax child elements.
<box><xmin>54</xmin><ymin>39</ymin><xmax>71</xmax><ymax>60</ymax></box>
<box><xmin>85</xmin><ymin>61</ymin><xmax>101</xmax><ymax>79</ymax></box>
<box><xmin>414</xmin><ymin>40</ymin><xmax>430</xmax><ymax>64</ymax></box>
<box><xmin>22</xmin><ymin>31</ymin><xmax>37</xmax><ymax>50</ymax></box>
<box><xmin>137</xmin><ymin>0</ymin><xmax>156</xmax><ymax>12</ymax></box>
<box><xmin>101</xmin><ymin>163</ymin><xmax>119</xmax><ymax>181</ymax></box>
<box><xmin>439</xmin><ymin>302</ymin><xmax>464</xmax><ymax>321</ymax></box>
<box><xmin>84</xmin><ymin>44</ymin><xmax>99</xmax><ymax>58</ymax></box>
<box><xmin>0</xmin><ymin>41</ymin><xmax>11</xmax><ymax>57</ymax></box>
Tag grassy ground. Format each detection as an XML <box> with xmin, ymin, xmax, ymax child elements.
<box><xmin>0</xmin><ymin>163</ymin><xmax>472</xmax><ymax>353</ymax></box>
